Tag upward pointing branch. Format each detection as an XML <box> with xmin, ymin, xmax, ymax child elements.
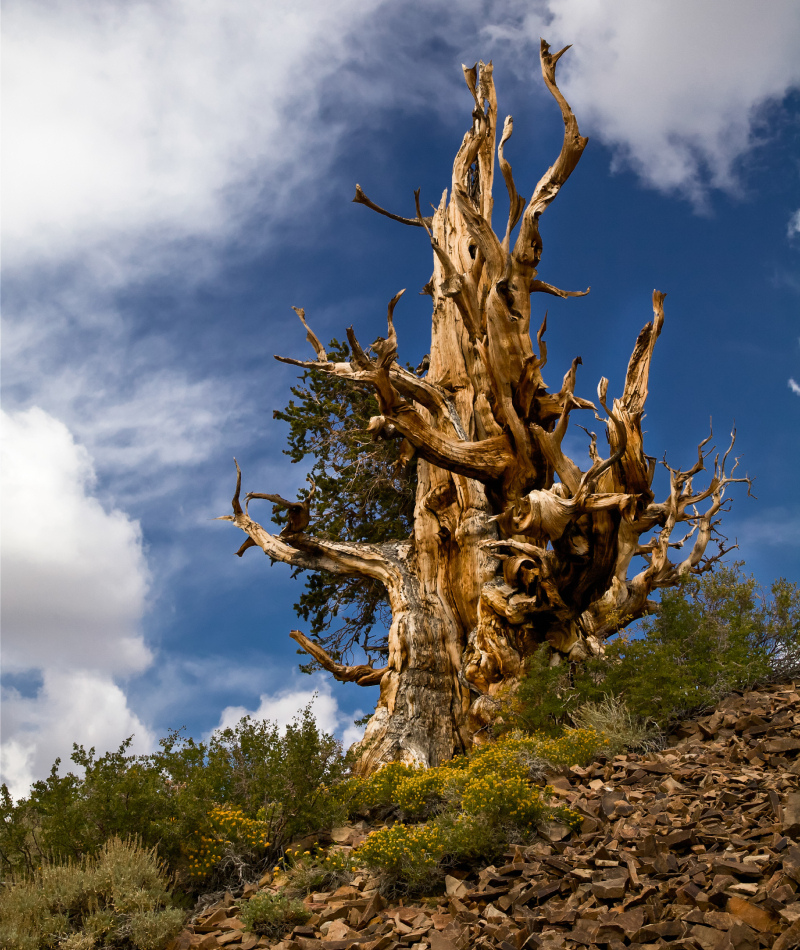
<box><xmin>621</xmin><ymin>290</ymin><xmax>665</xmax><ymax>415</ymax></box>
<box><xmin>371</xmin><ymin>289</ymin><xmax>405</xmax><ymax>368</ymax></box>
<box><xmin>497</xmin><ymin>115</ymin><xmax>527</xmax><ymax>250</ymax></box>
<box><xmin>513</xmin><ymin>41</ymin><xmax>588</xmax><ymax>276</ymax></box>
<box><xmin>292</xmin><ymin>307</ymin><xmax>327</xmax><ymax>362</ymax></box>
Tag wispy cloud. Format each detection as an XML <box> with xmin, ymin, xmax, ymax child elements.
<box><xmin>734</xmin><ymin>506</ymin><xmax>800</xmax><ymax>549</ymax></box>
<box><xmin>3</xmin><ymin>0</ymin><xmax>391</xmax><ymax>272</ymax></box>
<box><xmin>0</xmin><ymin>262</ymin><xmax>258</xmax><ymax>510</ymax></box>
<box><xmin>790</xmin><ymin>379</ymin><xmax>800</xmax><ymax>396</ymax></box>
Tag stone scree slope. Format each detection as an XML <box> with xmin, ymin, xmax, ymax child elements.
<box><xmin>171</xmin><ymin>682</ymin><xmax>800</xmax><ymax>950</ymax></box>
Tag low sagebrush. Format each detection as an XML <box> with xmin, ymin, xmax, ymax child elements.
<box><xmin>0</xmin><ymin>837</ymin><xmax>184</xmax><ymax>950</ymax></box>
<box><xmin>239</xmin><ymin>892</ymin><xmax>310</xmax><ymax>939</ymax></box>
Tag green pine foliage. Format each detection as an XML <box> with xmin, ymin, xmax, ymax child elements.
<box><xmin>272</xmin><ymin>340</ymin><xmax>417</xmax><ymax>668</ymax></box>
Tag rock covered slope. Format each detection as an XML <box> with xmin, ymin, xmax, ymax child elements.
<box><xmin>172</xmin><ymin>682</ymin><xmax>800</xmax><ymax>950</ymax></box>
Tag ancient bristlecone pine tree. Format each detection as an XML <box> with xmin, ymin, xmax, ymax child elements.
<box><xmin>220</xmin><ymin>42</ymin><xmax>750</xmax><ymax>771</ymax></box>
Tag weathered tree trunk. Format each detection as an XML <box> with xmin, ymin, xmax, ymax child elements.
<box><xmin>221</xmin><ymin>43</ymin><xmax>751</xmax><ymax>770</ymax></box>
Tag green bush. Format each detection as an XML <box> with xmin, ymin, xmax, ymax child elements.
<box><xmin>305</xmin><ymin>847</ymin><xmax>357</xmax><ymax>893</ymax></box>
<box><xmin>494</xmin><ymin>645</ymin><xmax>577</xmax><ymax>736</ymax></box>
<box><xmin>239</xmin><ymin>892</ymin><xmax>310</xmax><ymax>939</ymax></box>
<box><xmin>0</xmin><ymin>739</ymin><xmax>197</xmax><ymax>882</ymax></box>
<box><xmin>594</xmin><ymin>566</ymin><xmax>800</xmax><ymax>726</ymax></box>
<box><xmin>274</xmin><ymin>843</ymin><xmax>356</xmax><ymax>894</ymax></box>
<box><xmin>0</xmin><ymin>837</ymin><xmax>184</xmax><ymax>950</ymax></box>
<box><xmin>162</xmin><ymin>705</ymin><xmax>350</xmax><ymax>886</ymax></box>
<box><xmin>507</xmin><ymin>566</ymin><xmax>800</xmax><ymax>733</ymax></box>
<box><xmin>0</xmin><ymin>703</ymin><xmax>350</xmax><ymax>890</ymax></box>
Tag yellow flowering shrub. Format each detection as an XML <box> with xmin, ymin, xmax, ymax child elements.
<box><xmin>318</xmin><ymin>848</ymin><xmax>356</xmax><ymax>877</ymax></box>
<box><xmin>356</xmin><ymin>823</ymin><xmax>443</xmax><ymax>888</ymax></box>
<box><xmin>467</xmin><ymin>729</ymin><xmax>605</xmax><ymax>776</ymax></box>
<box><xmin>346</xmin><ymin>730</ymin><xmax>597</xmax><ymax>890</ymax></box>
<box><xmin>392</xmin><ymin>767</ymin><xmax>455</xmax><ymax>812</ymax></box>
<box><xmin>532</xmin><ymin>728</ymin><xmax>607</xmax><ymax>766</ymax></box>
<box><xmin>336</xmin><ymin>754</ymin><xmax>471</xmax><ymax>818</ymax></box>
<box><xmin>339</xmin><ymin>731</ymin><xmax>602</xmax><ymax>828</ymax></box>
<box><xmin>460</xmin><ymin>774</ymin><xmax>550</xmax><ymax>826</ymax></box>
<box><xmin>335</xmin><ymin>762</ymin><xmax>417</xmax><ymax>813</ymax></box>
<box><xmin>462</xmin><ymin>740</ymin><xmax>536</xmax><ymax>783</ymax></box>
<box><xmin>184</xmin><ymin>806</ymin><xmax>269</xmax><ymax>882</ymax></box>
<box><xmin>433</xmin><ymin>811</ymin><xmax>499</xmax><ymax>860</ymax></box>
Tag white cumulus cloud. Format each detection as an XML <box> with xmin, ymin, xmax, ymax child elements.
<box><xmin>1</xmin><ymin>669</ymin><xmax>156</xmax><ymax>800</ymax></box>
<box><xmin>1</xmin><ymin>407</ymin><xmax>151</xmax><ymax>673</ymax></box>
<box><xmin>1</xmin><ymin>407</ymin><xmax>154</xmax><ymax>796</ymax></box>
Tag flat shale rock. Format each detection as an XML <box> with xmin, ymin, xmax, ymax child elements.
<box><xmin>170</xmin><ymin>682</ymin><xmax>800</xmax><ymax>950</ymax></box>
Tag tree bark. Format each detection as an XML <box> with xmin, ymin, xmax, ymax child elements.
<box><xmin>222</xmin><ymin>41</ymin><xmax>751</xmax><ymax>769</ymax></box>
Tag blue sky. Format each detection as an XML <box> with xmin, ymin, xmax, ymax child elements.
<box><xmin>2</xmin><ymin>0</ymin><xmax>800</xmax><ymax>798</ymax></box>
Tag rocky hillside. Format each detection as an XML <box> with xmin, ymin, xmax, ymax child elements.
<box><xmin>172</xmin><ymin>682</ymin><xmax>800</xmax><ymax>950</ymax></box>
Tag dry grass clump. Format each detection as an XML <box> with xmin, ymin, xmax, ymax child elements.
<box><xmin>0</xmin><ymin>837</ymin><xmax>184</xmax><ymax>950</ymax></box>
<box><xmin>571</xmin><ymin>695</ymin><xmax>662</xmax><ymax>756</ymax></box>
